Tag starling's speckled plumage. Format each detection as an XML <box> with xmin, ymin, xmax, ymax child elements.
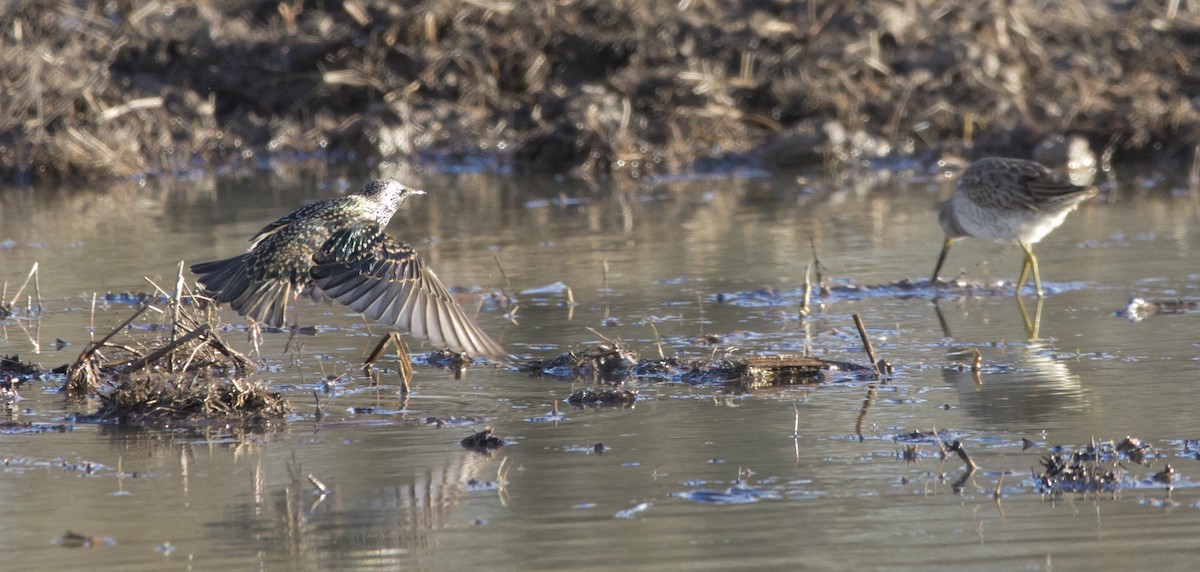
<box><xmin>191</xmin><ymin>179</ymin><xmax>507</xmax><ymax>361</ymax></box>
<box><xmin>930</xmin><ymin>157</ymin><xmax>1097</xmax><ymax>295</ymax></box>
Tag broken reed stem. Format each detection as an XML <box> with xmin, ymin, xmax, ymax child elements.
<box><xmin>85</xmin><ymin>303</ymin><xmax>152</xmax><ymax>359</ymax></box>
<box><xmin>1190</xmin><ymin>143</ymin><xmax>1200</xmax><ymax>195</ymax></box>
<box><xmin>491</xmin><ymin>252</ymin><xmax>512</xmax><ymax>290</ymax></box>
<box><xmin>118</xmin><ymin>323</ymin><xmax>210</xmax><ymax>374</ymax></box>
<box><xmin>649</xmin><ymin>322</ymin><xmax>665</xmax><ymax>360</ymax></box>
<box><xmin>852</xmin><ymin>313</ymin><xmax>881</xmax><ymax>376</ymax></box>
<box><xmin>8</xmin><ymin>262</ymin><xmax>40</xmax><ymax>310</ymax></box>
<box><xmin>948</xmin><ymin>440</ymin><xmax>978</xmax><ymax>472</ymax></box>
<box><xmin>32</xmin><ymin>262</ymin><xmax>42</xmax><ymax>311</ymax></box>
<box><xmin>90</xmin><ymin>292</ymin><xmax>97</xmax><ymax>341</ymax></box>
<box><xmin>800</xmin><ymin>263</ymin><xmax>812</xmax><ymax>318</ymax></box>
<box><xmin>171</xmin><ymin>261</ymin><xmax>186</xmax><ymax>371</ymax></box>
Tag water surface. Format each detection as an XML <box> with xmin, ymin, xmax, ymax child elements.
<box><xmin>2</xmin><ymin>167</ymin><xmax>1199</xmax><ymax>570</ymax></box>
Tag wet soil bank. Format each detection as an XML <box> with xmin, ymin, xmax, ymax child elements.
<box><xmin>3</xmin><ymin>1</ymin><xmax>1199</xmax><ymax>184</ymax></box>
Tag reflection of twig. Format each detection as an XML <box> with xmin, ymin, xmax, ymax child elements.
<box><xmin>971</xmin><ymin>348</ymin><xmax>983</xmax><ymax>387</ymax></box>
<box><xmin>496</xmin><ymin>456</ymin><xmax>511</xmax><ymax>507</ymax></box>
<box><xmin>809</xmin><ymin>238</ymin><xmax>826</xmax><ymax>292</ymax></box>
<box><xmin>854</xmin><ymin>385</ymin><xmax>877</xmax><ymax>442</ymax></box>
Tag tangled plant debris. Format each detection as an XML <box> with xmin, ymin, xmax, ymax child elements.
<box><xmin>64</xmin><ymin>273</ymin><xmax>287</xmax><ymax>426</ymax></box>
<box><xmin>1036</xmin><ymin>436</ymin><xmax>1167</xmax><ymax>495</ymax></box>
<box><xmin>524</xmin><ymin>340</ymin><xmax>874</xmax><ymax>386</ymax></box>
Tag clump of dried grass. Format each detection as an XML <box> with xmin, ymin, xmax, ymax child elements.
<box><xmin>64</xmin><ymin>265</ymin><xmax>286</xmax><ymax>426</ymax></box>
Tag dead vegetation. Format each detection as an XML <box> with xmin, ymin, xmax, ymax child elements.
<box><xmin>523</xmin><ymin>339</ymin><xmax>875</xmax><ymax>387</ymax></box>
<box><xmin>63</xmin><ymin>269</ymin><xmax>287</xmax><ymax>426</ymax></box>
<box><xmin>1035</xmin><ymin>436</ymin><xmax>1166</xmax><ymax>495</ymax></box>
<box><xmin>4</xmin><ymin>1</ymin><xmax>1200</xmax><ymax>183</ymax></box>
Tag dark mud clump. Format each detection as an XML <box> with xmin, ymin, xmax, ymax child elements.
<box><xmin>5</xmin><ymin>2</ymin><xmax>1200</xmax><ymax>184</ymax></box>
<box><xmin>461</xmin><ymin>426</ymin><xmax>505</xmax><ymax>452</ymax></box>
<box><xmin>1</xmin><ymin>354</ymin><xmax>42</xmax><ymax>377</ymax></box>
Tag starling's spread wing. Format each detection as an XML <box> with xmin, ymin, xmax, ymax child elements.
<box><xmin>192</xmin><ymin>219</ymin><xmax>330</xmax><ymax>328</ymax></box>
<box><xmin>960</xmin><ymin>158</ymin><xmax>1095</xmax><ymax>212</ymax></box>
<box><xmin>311</xmin><ymin>223</ymin><xmax>508</xmax><ymax>361</ymax></box>
<box><xmin>249</xmin><ymin>198</ymin><xmax>340</xmax><ymax>246</ymax></box>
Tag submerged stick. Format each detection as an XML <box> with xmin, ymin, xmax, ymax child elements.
<box><xmin>852</xmin><ymin>313</ymin><xmax>881</xmax><ymax>376</ymax></box>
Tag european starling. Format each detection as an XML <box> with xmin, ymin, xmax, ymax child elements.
<box><xmin>191</xmin><ymin>179</ymin><xmax>507</xmax><ymax>361</ymax></box>
<box><xmin>930</xmin><ymin>158</ymin><xmax>1097</xmax><ymax>296</ymax></box>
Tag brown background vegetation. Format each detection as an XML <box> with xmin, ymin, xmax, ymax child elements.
<box><xmin>2</xmin><ymin>0</ymin><xmax>1199</xmax><ymax>184</ymax></box>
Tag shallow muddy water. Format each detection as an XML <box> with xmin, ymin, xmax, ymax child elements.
<box><xmin>2</xmin><ymin>166</ymin><xmax>1199</xmax><ymax>570</ymax></box>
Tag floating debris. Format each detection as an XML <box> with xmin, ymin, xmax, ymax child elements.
<box><xmin>738</xmin><ymin>354</ymin><xmax>874</xmax><ymax>389</ymax></box>
<box><xmin>1</xmin><ymin>354</ymin><xmax>41</xmax><ymax>377</ymax></box>
<box><xmin>461</xmin><ymin>426</ymin><xmax>505</xmax><ymax>452</ymax></box>
<box><xmin>0</xmin><ymin>421</ymin><xmax>70</xmax><ymax>434</ymax></box>
<box><xmin>55</xmin><ymin>530</ymin><xmax>114</xmax><ymax>549</ymax></box>
<box><xmin>1119</xmin><ymin>297</ymin><xmax>1200</xmax><ymax>322</ymax></box>
<box><xmin>673</xmin><ymin>484</ymin><xmax>781</xmax><ymax>505</ymax></box>
<box><xmin>1036</xmin><ymin>437</ymin><xmax>1160</xmax><ymax>495</ymax></box>
<box><xmin>425</xmin><ymin>416</ymin><xmax>485</xmax><ymax>428</ymax></box>
<box><xmin>90</xmin><ymin>374</ymin><xmax>288</xmax><ymax>427</ymax></box>
<box><xmin>614</xmin><ymin>502</ymin><xmax>652</xmax><ymax>520</ymax></box>
<box><xmin>522</xmin><ymin>341</ymin><xmax>639</xmax><ymax>383</ymax></box>
<box><xmin>525</xmin><ymin>340</ymin><xmax>873</xmax><ymax>387</ymax></box>
<box><xmin>63</xmin><ymin>272</ymin><xmax>284</xmax><ymax>426</ymax></box>
<box><xmin>566</xmin><ymin>389</ymin><xmax>638</xmax><ymax>407</ymax></box>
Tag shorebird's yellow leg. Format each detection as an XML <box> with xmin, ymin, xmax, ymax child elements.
<box><xmin>930</xmin><ymin>239</ymin><xmax>954</xmax><ymax>286</ymax></box>
<box><xmin>1016</xmin><ymin>241</ymin><xmax>1043</xmax><ymax>297</ymax></box>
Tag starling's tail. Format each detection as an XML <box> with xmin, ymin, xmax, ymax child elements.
<box><xmin>191</xmin><ymin>255</ymin><xmax>292</xmax><ymax>328</ymax></box>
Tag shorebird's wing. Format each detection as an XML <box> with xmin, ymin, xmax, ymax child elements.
<box><xmin>310</xmin><ymin>222</ymin><xmax>508</xmax><ymax>361</ymax></box>
<box><xmin>961</xmin><ymin>158</ymin><xmax>1094</xmax><ymax>212</ymax></box>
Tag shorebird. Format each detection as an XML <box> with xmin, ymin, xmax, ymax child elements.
<box><xmin>930</xmin><ymin>157</ymin><xmax>1097</xmax><ymax>296</ymax></box>
<box><xmin>190</xmin><ymin>179</ymin><xmax>507</xmax><ymax>362</ymax></box>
